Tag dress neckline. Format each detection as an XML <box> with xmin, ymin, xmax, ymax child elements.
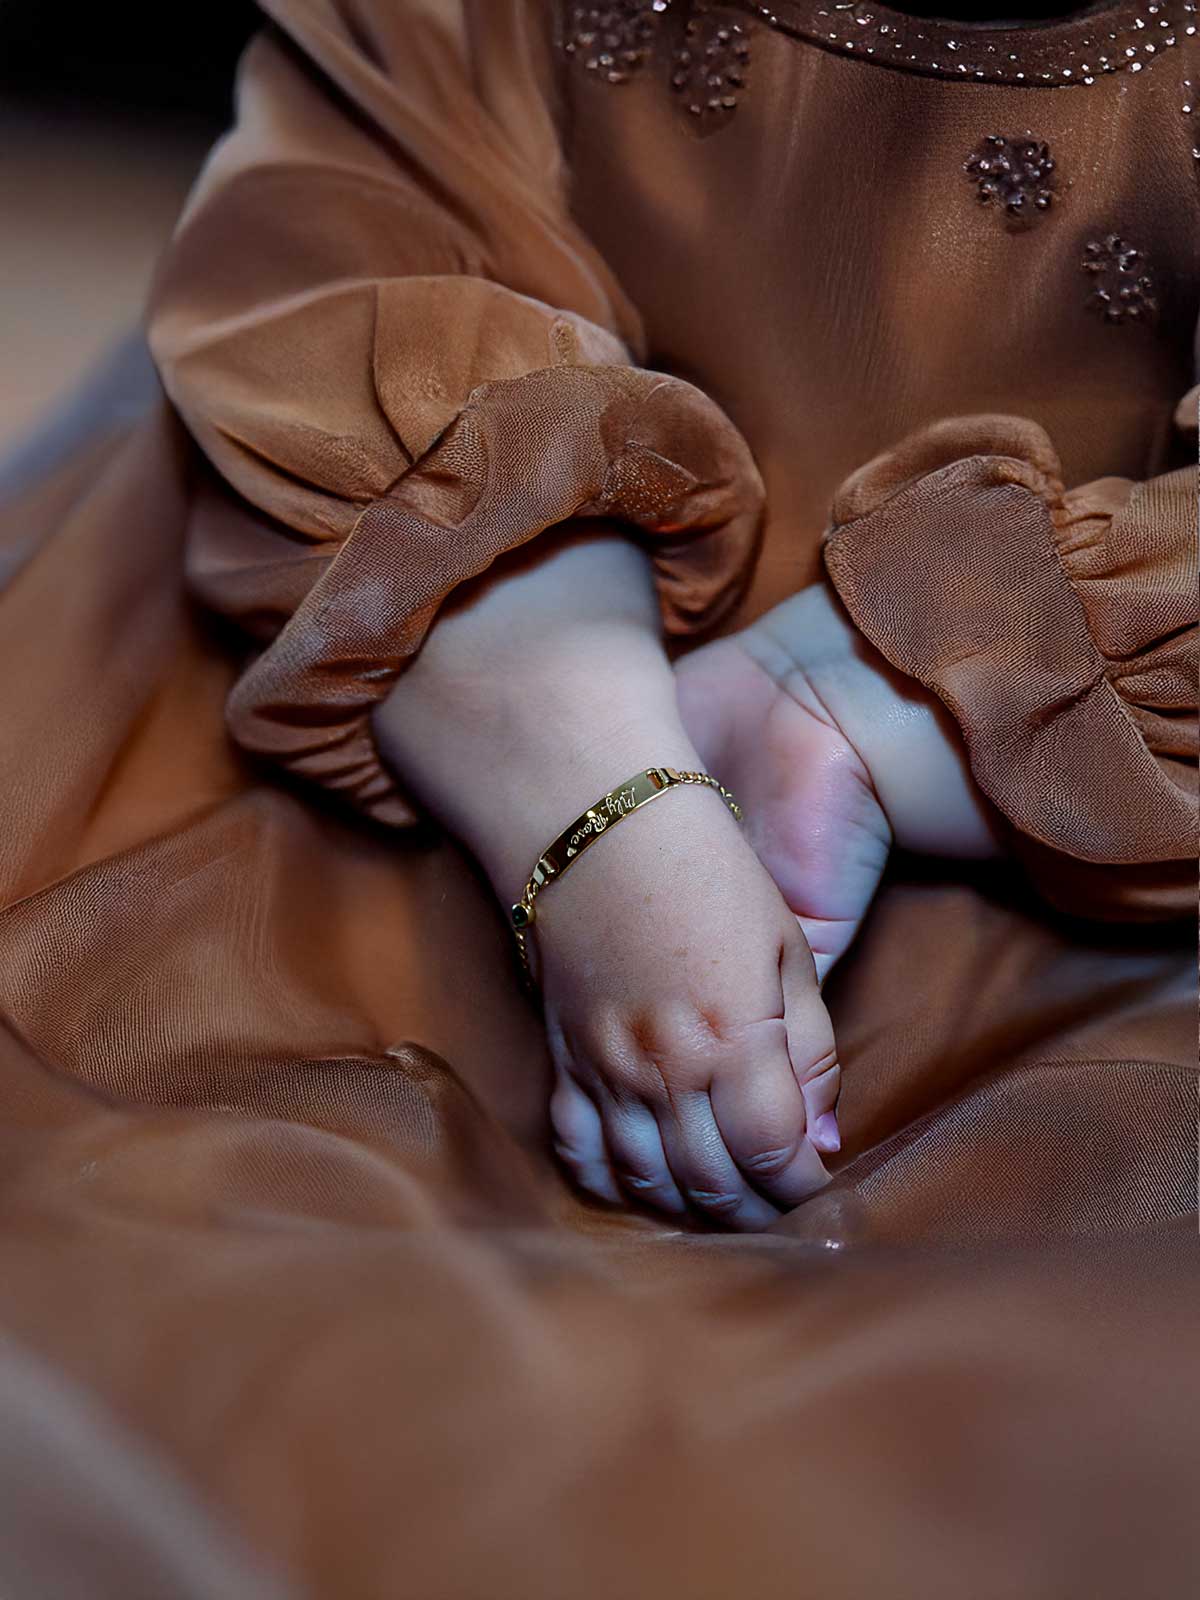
<box><xmin>733</xmin><ymin>0</ymin><xmax>1196</xmax><ymax>84</ymax></box>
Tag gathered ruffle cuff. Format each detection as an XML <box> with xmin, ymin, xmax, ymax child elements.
<box><xmin>156</xmin><ymin>281</ymin><xmax>763</xmax><ymax>826</ymax></box>
<box><xmin>823</xmin><ymin>415</ymin><xmax>1197</xmax><ymax>917</ymax></box>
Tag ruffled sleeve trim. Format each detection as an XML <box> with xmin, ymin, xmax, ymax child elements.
<box><xmin>823</xmin><ymin>415</ymin><xmax>1196</xmax><ymax>873</ymax></box>
<box><xmin>222</xmin><ymin>359</ymin><xmax>764</xmax><ymax>824</ymax></box>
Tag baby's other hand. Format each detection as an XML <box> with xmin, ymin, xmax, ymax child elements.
<box><xmin>537</xmin><ymin>786</ymin><xmax>840</xmax><ymax>1231</ymax></box>
<box><xmin>675</xmin><ymin>585</ymin><xmax>1001</xmax><ymax>982</ymax></box>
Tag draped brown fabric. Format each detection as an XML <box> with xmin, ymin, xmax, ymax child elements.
<box><xmin>149</xmin><ymin>0</ymin><xmax>764</xmax><ymax>821</ymax></box>
<box><xmin>0</xmin><ymin>2</ymin><xmax>1197</xmax><ymax>1595</ymax></box>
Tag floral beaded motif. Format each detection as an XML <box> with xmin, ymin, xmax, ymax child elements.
<box><xmin>560</xmin><ymin>3</ymin><xmax>1198</xmax><ymax>137</ymax></box>
<box><xmin>562</xmin><ymin>2</ymin><xmax>666</xmax><ymax>84</ymax></box>
<box><xmin>964</xmin><ymin>136</ymin><xmax>1056</xmax><ymax>227</ymax></box>
<box><xmin>563</xmin><ymin>1</ymin><xmax>752</xmax><ymax>128</ymax></box>
<box><xmin>670</xmin><ymin>12</ymin><xmax>752</xmax><ymax>124</ymax></box>
<box><xmin>1081</xmin><ymin>236</ymin><xmax>1160</xmax><ymax>324</ymax></box>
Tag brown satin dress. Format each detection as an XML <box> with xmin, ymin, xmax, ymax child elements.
<box><xmin>0</xmin><ymin>3</ymin><xmax>1197</xmax><ymax>1595</ymax></box>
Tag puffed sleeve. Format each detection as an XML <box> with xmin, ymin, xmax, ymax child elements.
<box><xmin>148</xmin><ymin>0</ymin><xmax>763</xmax><ymax>824</ymax></box>
<box><xmin>823</xmin><ymin>396</ymin><xmax>1197</xmax><ymax>921</ymax></box>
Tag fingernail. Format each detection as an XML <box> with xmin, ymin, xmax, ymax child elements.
<box><xmin>811</xmin><ymin>1111</ymin><xmax>841</xmax><ymax>1154</ymax></box>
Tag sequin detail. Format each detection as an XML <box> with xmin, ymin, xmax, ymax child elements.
<box><xmin>561</xmin><ymin>2</ymin><xmax>1196</xmax><ymax>131</ymax></box>
<box><xmin>563</xmin><ymin>2</ymin><xmax>752</xmax><ymax>130</ymax></box>
<box><xmin>1183</xmin><ymin>77</ymin><xmax>1198</xmax><ymax>163</ymax></box>
<box><xmin>1082</xmin><ymin>236</ymin><xmax>1159</xmax><ymax>324</ymax></box>
<box><xmin>562</xmin><ymin>2</ymin><xmax>665</xmax><ymax>84</ymax></box>
<box><xmin>670</xmin><ymin>13</ymin><xmax>752</xmax><ymax>124</ymax></box>
<box><xmin>964</xmin><ymin>136</ymin><xmax>1056</xmax><ymax>226</ymax></box>
<box><xmin>737</xmin><ymin>0</ymin><xmax>1195</xmax><ymax>87</ymax></box>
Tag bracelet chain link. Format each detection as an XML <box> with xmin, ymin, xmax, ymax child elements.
<box><xmin>510</xmin><ymin>766</ymin><xmax>742</xmax><ymax>991</ymax></box>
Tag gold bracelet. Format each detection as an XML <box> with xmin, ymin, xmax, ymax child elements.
<box><xmin>510</xmin><ymin>766</ymin><xmax>742</xmax><ymax>989</ymax></box>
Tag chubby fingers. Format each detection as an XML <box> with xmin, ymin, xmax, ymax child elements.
<box><xmin>780</xmin><ymin>933</ymin><xmax>843</xmax><ymax>1155</ymax></box>
<box><xmin>591</xmin><ymin>1003</ymin><xmax>788</xmax><ymax>1230</ymax></box>
<box><xmin>707</xmin><ymin>1028</ymin><xmax>829</xmax><ymax>1208</ymax></box>
<box><xmin>552</xmin><ymin>1065</ymin><xmax>692</xmax><ymax>1217</ymax></box>
<box><xmin>549</xmin><ymin>1072</ymin><xmax>621</xmax><ymax>1204</ymax></box>
<box><xmin>594</xmin><ymin>1087</ymin><xmax>690</xmax><ymax>1217</ymax></box>
<box><xmin>656</xmin><ymin>1088</ymin><xmax>782</xmax><ymax>1231</ymax></box>
<box><xmin>550</xmin><ymin>1009</ymin><xmax>782</xmax><ymax>1227</ymax></box>
<box><xmin>548</xmin><ymin>949</ymin><xmax>840</xmax><ymax>1229</ymax></box>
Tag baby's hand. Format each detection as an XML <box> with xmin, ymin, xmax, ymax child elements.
<box><xmin>675</xmin><ymin>585</ymin><xmax>1001</xmax><ymax>982</ymax></box>
<box><xmin>535</xmin><ymin>785</ymin><xmax>841</xmax><ymax>1230</ymax></box>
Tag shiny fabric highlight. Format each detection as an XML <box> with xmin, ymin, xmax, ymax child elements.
<box><xmin>0</xmin><ymin>2</ymin><xmax>1196</xmax><ymax>1594</ymax></box>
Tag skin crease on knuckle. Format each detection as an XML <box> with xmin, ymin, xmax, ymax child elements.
<box><xmin>682</xmin><ymin>1165</ymin><xmax>783</xmax><ymax>1228</ymax></box>
<box><xmin>736</xmin><ymin>1141</ymin><xmax>800</xmax><ymax>1180</ymax></box>
<box><xmin>544</xmin><ymin>1011</ymin><xmax>651</xmax><ymax>1200</ymax></box>
<box><xmin>612</xmin><ymin>999</ymin><xmax>790</xmax><ymax>1088</ymax></box>
<box><xmin>612</xmin><ymin>1160</ymin><xmax>687</xmax><ymax>1212</ymax></box>
<box><xmin>573</xmin><ymin>1016</ymin><xmax>751</xmax><ymax>1223</ymax></box>
<box><xmin>600</xmin><ymin>1101</ymin><xmax>678</xmax><ymax>1196</ymax></box>
<box><xmin>543</xmin><ymin>1013</ymin><xmax>677</xmax><ymax>1207</ymax></box>
<box><xmin>683</xmin><ymin>1188</ymin><xmax>748</xmax><ymax>1221</ymax></box>
<box><xmin>793</xmin><ymin>1044</ymin><xmax>840</xmax><ymax>1091</ymax></box>
<box><xmin>561</xmin><ymin>1085</ymin><xmax>782</xmax><ymax>1227</ymax></box>
<box><xmin>579</xmin><ymin>1008</ymin><xmax>692</xmax><ymax>1104</ymax></box>
<box><xmin>801</xmin><ymin>1052</ymin><xmax>841</xmax><ymax>1091</ymax></box>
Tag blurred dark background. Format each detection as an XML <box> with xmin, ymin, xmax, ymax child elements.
<box><xmin>0</xmin><ymin>0</ymin><xmax>257</xmax><ymax>446</ymax></box>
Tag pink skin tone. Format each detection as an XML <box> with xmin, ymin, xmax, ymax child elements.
<box><xmin>675</xmin><ymin>582</ymin><xmax>1003</xmax><ymax>988</ymax></box>
<box><xmin>375</xmin><ymin>533</ymin><xmax>999</xmax><ymax>1229</ymax></box>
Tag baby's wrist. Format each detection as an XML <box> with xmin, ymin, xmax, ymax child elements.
<box><xmin>376</xmin><ymin>599</ymin><xmax>691</xmax><ymax>876</ymax></box>
<box><xmin>470</xmin><ymin>719</ymin><xmax>706</xmax><ymax>910</ymax></box>
<box><xmin>502</xmin><ymin>769</ymin><xmax>749</xmax><ymax>998</ymax></box>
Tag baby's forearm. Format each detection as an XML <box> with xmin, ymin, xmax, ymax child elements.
<box><xmin>372</xmin><ymin>527</ymin><xmax>701</xmax><ymax>904</ymax></box>
<box><xmin>377</xmin><ymin>530</ymin><xmax>841</xmax><ymax>1228</ymax></box>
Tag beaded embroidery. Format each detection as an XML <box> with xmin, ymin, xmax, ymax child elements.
<box><xmin>562</xmin><ymin>2</ymin><xmax>1196</xmax><ymax>101</ymax></box>
<box><xmin>670</xmin><ymin>11</ymin><xmax>753</xmax><ymax>123</ymax></box>
<box><xmin>1081</xmin><ymin>235</ymin><xmax>1160</xmax><ymax>323</ymax></box>
<box><xmin>562</xmin><ymin>2</ymin><xmax>664</xmax><ymax>84</ymax></box>
<box><xmin>964</xmin><ymin>135</ymin><xmax>1057</xmax><ymax>226</ymax></box>
<box><xmin>563</xmin><ymin>2</ymin><xmax>751</xmax><ymax>127</ymax></box>
<box><xmin>740</xmin><ymin>1</ymin><xmax>1196</xmax><ymax>86</ymax></box>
